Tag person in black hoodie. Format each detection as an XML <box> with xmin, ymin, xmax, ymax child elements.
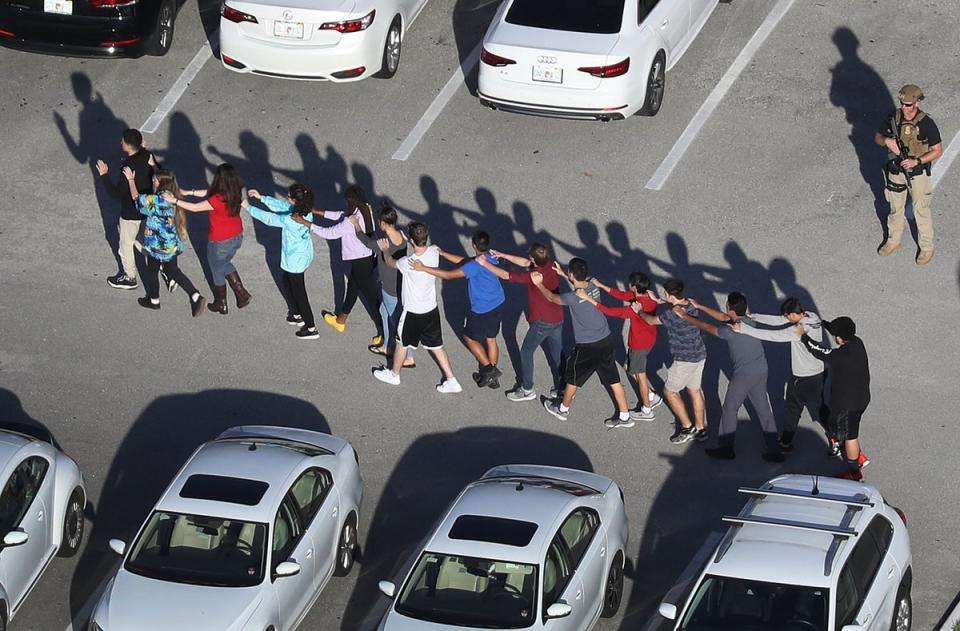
<box><xmin>95</xmin><ymin>128</ymin><xmax>155</xmax><ymax>290</ymax></box>
<box><xmin>796</xmin><ymin>316</ymin><xmax>871</xmax><ymax>480</ymax></box>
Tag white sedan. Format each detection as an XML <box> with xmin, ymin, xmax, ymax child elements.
<box><xmin>478</xmin><ymin>0</ymin><xmax>720</xmax><ymax>120</ymax></box>
<box><xmin>89</xmin><ymin>426</ymin><xmax>363</xmax><ymax>631</ymax></box>
<box><xmin>0</xmin><ymin>425</ymin><xmax>86</xmax><ymax>628</ymax></box>
<box><xmin>377</xmin><ymin>464</ymin><xmax>629</xmax><ymax>630</ymax></box>
<box><xmin>219</xmin><ymin>0</ymin><xmax>429</xmax><ymax>80</ymax></box>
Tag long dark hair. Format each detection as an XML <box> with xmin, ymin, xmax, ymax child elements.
<box><xmin>208</xmin><ymin>163</ymin><xmax>243</xmax><ymax>216</ymax></box>
<box><xmin>154</xmin><ymin>168</ymin><xmax>187</xmax><ymax>241</ymax></box>
<box><xmin>345</xmin><ymin>185</ymin><xmax>374</xmax><ymax>236</ymax></box>
<box><xmin>289</xmin><ymin>183</ymin><xmax>314</xmax><ymax>216</ymax></box>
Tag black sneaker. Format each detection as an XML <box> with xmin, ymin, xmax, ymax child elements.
<box><xmin>190</xmin><ymin>294</ymin><xmax>207</xmax><ymax>318</ymax></box>
<box><xmin>137</xmin><ymin>297</ymin><xmax>160</xmax><ymax>310</ymax></box>
<box><xmin>705</xmin><ymin>446</ymin><xmax>736</xmax><ymax>460</ymax></box>
<box><xmin>286</xmin><ymin>314</ymin><xmax>304</xmax><ymax>326</ymax></box>
<box><xmin>296</xmin><ymin>327</ymin><xmax>320</xmax><ymax>340</ymax></box>
<box><xmin>827</xmin><ymin>438</ymin><xmax>841</xmax><ymax>458</ymax></box>
<box><xmin>669</xmin><ymin>426</ymin><xmax>697</xmax><ymax>444</ymax></box>
<box><xmin>108</xmin><ymin>274</ymin><xmax>138</xmax><ymax>290</ymax></box>
<box><xmin>693</xmin><ymin>428</ymin><xmax>709</xmax><ymax>442</ymax></box>
<box><xmin>761</xmin><ymin>450</ymin><xmax>785</xmax><ymax>463</ymax></box>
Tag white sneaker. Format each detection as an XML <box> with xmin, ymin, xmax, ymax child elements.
<box><xmin>647</xmin><ymin>393</ymin><xmax>663</xmax><ymax>409</ymax></box>
<box><xmin>437</xmin><ymin>378</ymin><xmax>462</xmax><ymax>394</ymax></box>
<box><xmin>373</xmin><ymin>368</ymin><xmax>400</xmax><ymax>386</ymax></box>
<box><xmin>629</xmin><ymin>408</ymin><xmax>656</xmax><ymax>422</ymax></box>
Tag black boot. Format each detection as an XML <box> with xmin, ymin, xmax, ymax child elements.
<box><xmin>226</xmin><ymin>271</ymin><xmax>251</xmax><ymax>309</ymax></box>
<box><xmin>208</xmin><ymin>285</ymin><xmax>228</xmax><ymax>315</ymax></box>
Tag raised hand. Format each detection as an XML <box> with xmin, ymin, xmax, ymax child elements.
<box><xmin>247</xmin><ymin>189</ymin><xmax>261</xmax><ymax>200</ymax></box>
<box><xmin>730</xmin><ymin>322</ymin><xmax>742</xmax><ymax>333</ymax></box>
<box><xmin>551</xmin><ymin>261</ymin><xmax>563</xmax><ymax>276</ymax></box>
<box><xmin>122</xmin><ymin>166</ymin><xmax>135</xmax><ymax>180</ymax></box>
<box><xmin>793</xmin><ymin>324</ymin><xmax>807</xmax><ymax>337</ymax></box>
<box><xmin>410</xmin><ymin>259</ymin><xmax>426</xmax><ymax>271</ymax></box>
<box><xmin>95</xmin><ymin>160</ymin><xmax>109</xmax><ymax>176</ymax></box>
<box><xmin>161</xmin><ymin>192</ymin><xmax>176</xmax><ymax>203</ymax></box>
<box><xmin>348</xmin><ymin>214</ymin><xmax>361</xmax><ymax>228</ymax></box>
<box><xmin>376</xmin><ymin>238</ymin><xmax>389</xmax><ymax>252</ymax></box>
<box><xmin>291</xmin><ymin>213</ymin><xmax>310</xmax><ymax>227</ymax></box>
<box><xmin>531</xmin><ymin>271</ymin><xmax>544</xmax><ymax>285</ymax></box>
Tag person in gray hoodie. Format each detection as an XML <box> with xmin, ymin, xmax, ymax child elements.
<box><xmin>731</xmin><ymin>297</ymin><xmax>829</xmax><ymax>453</ymax></box>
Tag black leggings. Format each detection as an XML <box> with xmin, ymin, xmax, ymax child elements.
<box><xmin>145</xmin><ymin>255</ymin><xmax>198</xmax><ymax>300</ymax></box>
<box><xmin>283</xmin><ymin>271</ymin><xmax>315</xmax><ymax>329</ymax></box>
<box><xmin>342</xmin><ymin>255</ymin><xmax>382</xmax><ymax>336</ymax></box>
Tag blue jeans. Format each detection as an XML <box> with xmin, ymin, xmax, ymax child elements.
<box><xmin>380</xmin><ymin>289</ymin><xmax>413</xmax><ymax>358</ymax></box>
<box><xmin>208</xmin><ymin>235</ymin><xmax>242</xmax><ymax>285</ymax></box>
<box><xmin>519</xmin><ymin>320</ymin><xmax>562</xmax><ymax>391</ymax></box>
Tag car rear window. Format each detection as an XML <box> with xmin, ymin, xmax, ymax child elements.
<box><xmin>179</xmin><ymin>474</ymin><xmax>269</xmax><ymax>506</ymax></box>
<box><xmin>506</xmin><ymin>0</ymin><xmax>625</xmax><ymax>34</ymax></box>
<box><xmin>449</xmin><ymin>515</ymin><xmax>538</xmax><ymax>547</ymax></box>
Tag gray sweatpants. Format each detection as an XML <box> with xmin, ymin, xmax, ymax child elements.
<box><xmin>718</xmin><ymin>371</ymin><xmax>779</xmax><ymax>450</ymax></box>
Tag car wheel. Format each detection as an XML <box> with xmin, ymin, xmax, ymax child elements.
<box><xmin>600</xmin><ymin>552</ymin><xmax>624</xmax><ymax>618</ymax></box>
<box><xmin>57</xmin><ymin>488</ymin><xmax>85</xmax><ymax>558</ymax></box>
<box><xmin>376</xmin><ymin>18</ymin><xmax>402</xmax><ymax>79</ymax></box>
<box><xmin>334</xmin><ymin>515</ymin><xmax>358</xmax><ymax>577</ymax></box>
<box><xmin>147</xmin><ymin>0</ymin><xmax>176</xmax><ymax>56</ymax></box>
<box><xmin>637</xmin><ymin>52</ymin><xmax>665</xmax><ymax>117</ymax></box>
<box><xmin>891</xmin><ymin>584</ymin><xmax>911</xmax><ymax>631</ymax></box>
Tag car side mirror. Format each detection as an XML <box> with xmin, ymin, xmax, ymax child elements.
<box><xmin>378</xmin><ymin>580</ymin><xmax>396</xmax><ymax>599</ymax></box>
<box><xmin>545</xmin><ymin>603</ymin><xmax>572</xmax><ymax>619</ymax></box>
<box><xmin>2</xmin><ymin>531</ymin><xmax>29</xmax><ymax>547</ymax></box>
<box><xmin>658</xmin><ymin>602</ymin><xmax>678</xmax><ymax>620</ymax></box>
<box><xmin>109</xmin><ymin>539</ymin><xmax>126</xmax><ymax>556</ymax></box>
<box><xmin>275</xmin><ymin>561</ymin><xmax>301</xmax><ymax>578</ymax></box>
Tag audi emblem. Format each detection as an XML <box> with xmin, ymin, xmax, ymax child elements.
<box><xmin>282</xmin><ymin>9</ymin><xmax>293</xmax><ymax>20</ymax></box>
<box><xmin>537</xmin><ymin>55</ymin><xmax>557</xmax><ymax>64</ymax></box>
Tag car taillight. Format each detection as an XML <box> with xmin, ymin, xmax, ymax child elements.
<box><xmin>480</xmin><ymin>48</ymin><xmax>515</xmax><ymax>67</ymax></box>
<box><xmin>578</xmin><ymin>57</ymin><xmax>630</xmax><ymax>78</ymax></box>
<box><xmin>320</xmin><ymin>9</ymin><xmax>374</xmax><ymax>33</ymax></box>
<box><xmin>894</xmin><ymin>507</ymin><xmax>907</xmax><ymax>525</ymax></box>
<box><xmin>221</xmin><ymin>4</ymin><xmax>258</xmax><ymax>23</ymax></box>
<box><xmin>0</xmin><ymin>27</ymin><xmax>14</xmax><ymax>37</ymax></box>
<box><xmin>89</xmin><ymin>0</ymin><xmax>137</xmax><ymax>7</ymax></box>
<box><xmin>99</xmin><ymin>37</ymin><xmax>140</xmax><ymax>46</ymax></box>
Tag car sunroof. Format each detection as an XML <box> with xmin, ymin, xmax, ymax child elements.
<box><xmin>449</xmin><ymin>515</ymin><xmax>539</xmax><ymax>547</ymax></box>
<box><xmin>179</xmin><ymin>474</ymin><xmax>269</xmax><ymax>506</ymax></box>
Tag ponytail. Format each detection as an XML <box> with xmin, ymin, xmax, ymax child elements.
<box><xmin>345</xmin><ymin>185</ymin><xmax>374</xmax><ymax>236</ymax></box>
<box><xmin>289</xmin><ymin>183</ymin><xmax>315</xmax><ymax>216</ymax></box>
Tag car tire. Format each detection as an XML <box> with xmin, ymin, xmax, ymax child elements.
<box><xmin>890</xmin><ymin>583</ymin><xmax>911</xmax><ymax>631</ymax></box>
<box><xmin>57</xmin><ymin>488</ymin><xmax>85</xmax><ymax>558</ymax></box>
<box><xmin>600</xmin><ymin>551</ymin><xmax>624</xmax><ymax>618</ymax></box>
<box><xmin>637</xmin><ymin>52</ymin><xmax>666</xmax><ymax>117</ymax></box>
<box><xmin>147</xmin><ymin>0</ymin><xmax>176</xmax><ymax>56</ymax></box>
<box><xmin>376</xmin><ymin>17</ymin><xmax>402</xmax><ymax>79</ymax></box>
<box><xmin>334</xmin><ymin>514</ymin><xmax>358</xmax><ymax>577</ymax></box>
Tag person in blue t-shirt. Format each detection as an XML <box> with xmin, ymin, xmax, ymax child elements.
<box><xmin>411</xmin><ymin>230</ymin><xmax>506</xmax><ymax>389</ymax></box>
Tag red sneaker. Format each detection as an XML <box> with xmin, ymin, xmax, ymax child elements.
<box><xmin>836</xmin><ymin>469</ymin><xmax>863</xmax><ymax>481</ymax></box>
<box><xmin>857</xmin><ymin>451</ymin><xmax>870</xmax><ymax>469</ymax></box>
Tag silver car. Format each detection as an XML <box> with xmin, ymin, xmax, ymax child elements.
<box><xmin>0</xmin><ymin>425</ymin><xmax>86</xmax><ymax>629</ymax></box>
<box><xmin>377</xmin><ymin>464</ymin><xmax>629</xmax><ymax>630</ymax></box>
<box><xmin>89</xmin><ymin>425</ymin><xmax>363</xmax><ymax>631</ymax></box>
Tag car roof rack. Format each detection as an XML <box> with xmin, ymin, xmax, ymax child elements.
<box><xmin>737</xmin><ymin>486</ymin><xmax>874</xmax><ymax>509</ymax></box>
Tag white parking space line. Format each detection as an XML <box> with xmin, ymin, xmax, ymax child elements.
<box><xmin>141</xmin><ymin>40</ymin><xmax>216</xmax><ymax>134</ymax></box>
<box><xmin>62</xmin><ymin>562</ymin><xmax>119</xmax><ymax>631</ymax></box>
<box><xmin>391</xmin><ymin>42</ymin><xmax>482</xmax><ymax>161</ymax></box>
<box><xmin>639</xmin><ymin>531</ymin><xmax>722</xmax><ymax>630</ymax></box>
<box><xmin>931</xmin><ymin>129</ymin><xmax>960</xmax><ymax>190</ymax></box>
<box><xmin>645</xmin><ymin>0</ymin><xmax>796</xmax><ymax>191</ymax></box>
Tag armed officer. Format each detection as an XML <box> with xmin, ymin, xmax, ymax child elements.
<box><xmin>875</xmin><ymin>84</ymin><xmax>943</xmax><ymax>265</ymax></box>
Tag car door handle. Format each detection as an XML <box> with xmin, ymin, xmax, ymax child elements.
<box><xmin>306</xmin><ymin>548</ymin><xmax>313</xmax><ymax>559</ymax></box>
<box><xmin>575</xmin><ymin>589</ymin><xmax>583</xmax><ymax>600</ymax></box>
<box><xmin>887</xmin><ymin>565</ymin><xmax>896</xmax><ymax>579</ymax></box>
<box><xmin>332</xmin><ymin>507</ymin><xmax>338</xmax><ymax>517</ymax></box>
<box><xmin>600</xmin><ymin>546</ymin><xmax>606</xmax><ymax>558</ymax></box>
<box><xmin>37</xmin><ymin>510</ymin><xmax>44</xmax><ymax>521</ymax></box>
<box><xmin>661</xmin><ymin>18</ymin><xmax>669</xmax><ymax>27</ymax></box>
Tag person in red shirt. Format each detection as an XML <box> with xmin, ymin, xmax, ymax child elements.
<box><xmin>478</xmin><ymin>243</ymin><xmax>564</xmax><ymax>401</ymax></box>
<box><xmin>172</xmin><ymin>163</ymin><xmax>250</xmax><ymax>314</ymax></box>
<box><xmin>579</xmin><ymin>273</ymin><xmax>664</xmax><ymax>421</ymax></box>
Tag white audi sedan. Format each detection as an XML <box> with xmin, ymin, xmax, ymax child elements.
<box><xmin>377</xmin><ymin>464</ymin><xmax>629</xmax><ymax>630</ymax></box>
<box><xmin>478</xmin><ymin>0</ymin><xmax>720</xmax><ymax>120</ymax></box>
<box><xmin>219</xmin><ymin>0</ymin><xmax>429</xmax><ymax>80</ymax></box>
<box><xmin>89</xmin><ymin>426</ymin><xmax>363</xmax><ymax>631</ymax></box>
<box><xmin>0</xmin><ymin>425</ymin><xmax>85</xmax><ymax>627</ymax></box>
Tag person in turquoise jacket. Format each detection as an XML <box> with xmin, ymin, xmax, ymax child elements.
<box><xmin>245</xmin><ymin>184</ymin><xmax>319</xmax><ymax>340</ymax></box>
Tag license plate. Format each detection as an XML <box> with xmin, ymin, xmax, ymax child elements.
<box><xmin>44</xmin><ymin>0</ymin><xmax>72</xmax><ymax>14</ymax></box>
<box><xmin>532</xmin><ymin>65</ymin><xmax>562</xmax><ymax>83</ymax></box>
<box><xmin>273</xmin><ymin>20</ymin><xmax>304</xmax><ymax>39</ymax></box>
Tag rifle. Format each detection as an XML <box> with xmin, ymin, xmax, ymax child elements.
<box><xmin>888</xmin><ymin>113</ymin><xmax>913</xmax><ymax>193</ymax></box>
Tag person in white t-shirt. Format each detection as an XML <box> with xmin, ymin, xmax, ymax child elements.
<box><xmin>372</xmin><ymin>222</ymin><xmax>461</xmax><ymax>393</ymax></box>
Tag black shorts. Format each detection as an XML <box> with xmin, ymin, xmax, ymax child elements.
<box><xmin>564</xmin><ymin>337</ymin><xmax>620</xmax><ymax>388</ymax></box>
<box><xmin>397</xmin><ymin>308</ymin><xmax>443</xmax><ymax>350</ymax></box>
<box><xmin>830</xmin><ymin>408</ymin><xmax>864</xmax><ymax>440</ymax></box>
<box><xmin>464</xmin><ymin>306</ymin><xmax>502</xmax><ymax>340</ymax></box>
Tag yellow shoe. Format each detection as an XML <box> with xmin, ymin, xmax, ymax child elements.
<box><xmin>371</xmin><ymin>334</ymin><xmax>384</xmax><ymax>347</ymax></box>
<box><xmin>916</xmin><ymin>249</ymin><xmax>934</xmax><ymax>265</ymax></box>
<box><xmin>877</xmin><ymin>241</ymin><xmax>902</xmax><ymax>257</ymax></box>
<box><xmin>323</xmin><ymin>312</ymin><xmax>346</xmax><ymax>332</ymax></box>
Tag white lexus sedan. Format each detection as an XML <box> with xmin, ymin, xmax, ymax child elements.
<box><xmin>219</xmin><ymin>0</ymin><xmax>429</xmax><ymax>80</ymax></box>
<box><xmin>377</xmin><ymin>464</ymin><xmax>629</xmax><ymax>630</ymax></box>
<box><xmin>478</xmin><ymin>0</ymin><xmax>720</xmax><ymax>120</ymax></box>
<box><xmin>0</xmin><ymin>425</ymin><xmax>85</xmax><ymax>627</ymax></box>
<box><xmin>89</xmin><ymin>426</ymin><xmax>363</xmax><ymax>631</ymax></box>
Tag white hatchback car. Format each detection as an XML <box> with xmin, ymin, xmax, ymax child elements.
<box><xmin>0</xmin><ymin>425</ymin><xmax>85</xmax><ymax>629</ymax></box>
<box><xmin>89</xmin><ymin>426</ymin><xmax>363</xmax><ymax>631</ymax></box>
<box><xmin>478</xmin><ymin>0</ymin><xmax>719</xmax><ymax>120</ymax></box>
<box><xmin>377</xmin><ymin>464</ymin><xmax>629</xmax><ymax>630</ymax></box>
<box><xmin>219</xmin><ymin>0</ymin><xmax>429</xmax><ymax>80</ymax></box>
<box><xmin>659</xmin><ymin>474</ymin><xmax>912</xmax><ymax>631</ymax></box>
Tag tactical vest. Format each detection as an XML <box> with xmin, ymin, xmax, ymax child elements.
<box><xmin>895</xmin><ymin>110</ymin><xmax>929</xmax><ymax>158</ymax></box>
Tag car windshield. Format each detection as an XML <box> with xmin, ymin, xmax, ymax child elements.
<box><xmin>679</xmin><ymin>575</ymin><xmax>828</xmax><ymax>631</ymax></box>
<box><xmin>395</xmin><ymin>552</ymin><xmax>537</xmax><ymax>628</ymax></box>
<box><xmin>125</xmin><ymin>511</ymin><xmax>267</xmax><ymax>587</ymax></box>
<box><xmin>505</xmin><ymin>0</ymin><xmax>624</xmax><ymax>34</ymax></box>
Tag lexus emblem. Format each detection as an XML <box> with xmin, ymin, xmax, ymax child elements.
<box><xmin>537</xmin><ymin>55</ymin><xmax>557</xmax><ymax>64</ymax></box>
<box><xmin>282</xmin><ymin>9</ymin><xmax>293</xmax><ymax>20</ymax></box>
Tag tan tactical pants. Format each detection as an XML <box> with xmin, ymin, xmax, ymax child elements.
<box><xmin>885</xmin><ymin>171</ymin><xmax>934</xmax><ymax>250</ymax></box>
<box><xmin>118</xmin><ymin>218</ymin><xmax>143</xmax><ymax>279</ymax></box>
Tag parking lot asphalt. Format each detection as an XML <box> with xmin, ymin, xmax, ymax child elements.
<box><xmin>1</xmin><ymin>0</ymin><xmax>959</xmax><ymax>628</ymax></box>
